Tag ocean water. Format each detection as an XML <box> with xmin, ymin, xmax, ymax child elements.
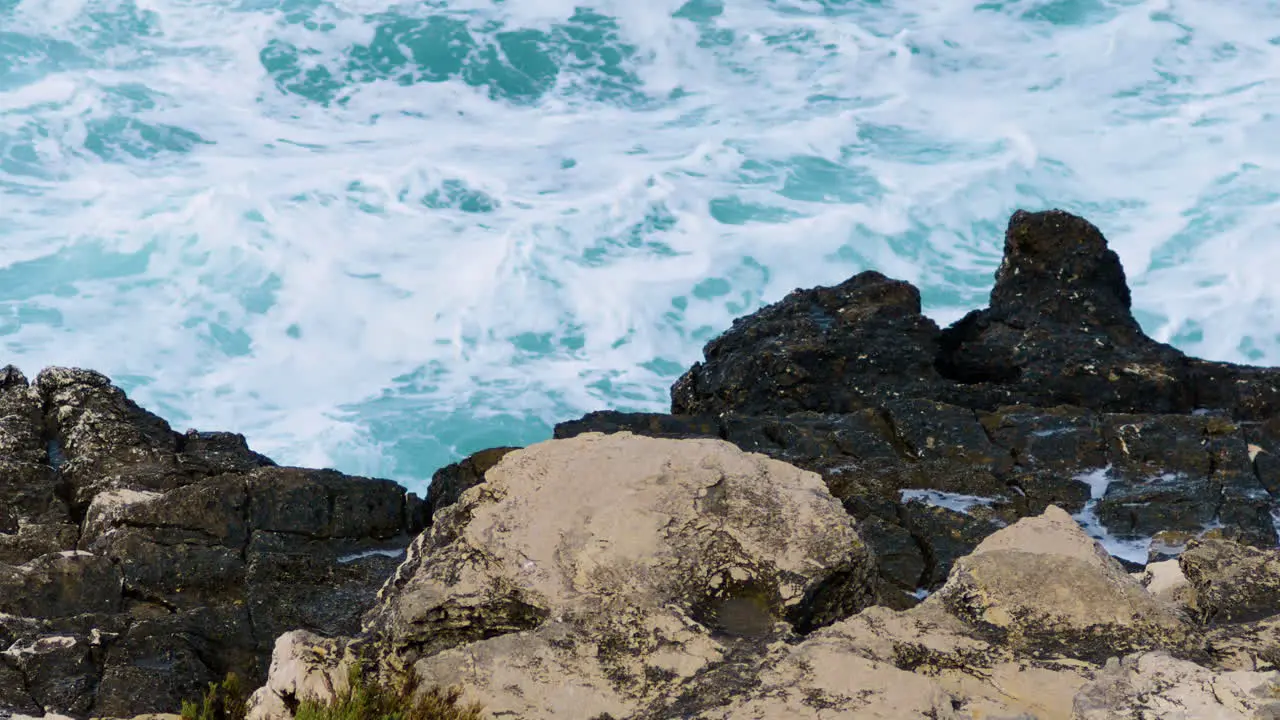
<box><xmin>3</xmin><ymin>0</ymin><xmax>1280</xmax><ymax>495</ymax></box>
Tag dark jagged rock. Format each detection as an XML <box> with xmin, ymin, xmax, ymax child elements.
<box><xmin>0</xmin><ymin>366</ymin><xmax>425</xmax><ymax>718</ymax></box>
<box><xmin>672</xmin><ymin>209</ymin><xmax>1280</xmax><ymax>420</ymax></box>
<box><xmin>556</xmin><ymin>210</ymin><xmax>1280</xmax><ymax>605</ymax></box>
<box><xmin>670</xmin><ymin>270</ymin><xmax>948</xmax><ymax>417</ymax></box>
<box><xmin>423</xmin><ymin>446</ymin><xmax>520</xmax><ymax>526</ymax></box>
<box><xmin>935</xmin><ymin>210</ymin><xmax>1193</xmax><ymax>413</ymax></box>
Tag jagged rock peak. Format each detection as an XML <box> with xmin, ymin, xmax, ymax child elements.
<box><xmin>992</xmin><ymin>209</ymin><xmax>1137</xmax><ymax>329</ymax></box>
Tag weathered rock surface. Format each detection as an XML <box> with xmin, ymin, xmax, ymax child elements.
<box><xmin>1073</xmin><ymin>653</ymin><xmax>1280</xmax><ymax>719</ymax></box>
<box><xmin>248</xmin><ymin>438</ymin><xmax>1280</xmax><ymax>719</ymax></box>
<box><xmin>930</xmin><ymin>505</ymin><xmax>1189</xmax><ymax>660</ymax></box>
<box><xmin>1180</xmin><ymin>538</ymin><xmax>1280</xmax><ymax>625</ymax></box>
<box><xmin>672</xmin><ymin>209</ymin><xmax>1280</xmax><ymax>421</ymax></box>
<box><xmin>558</xmin><ymin>209</ymin><xmax>1280</xmax><ymax>603</ymax></box>
<box><xmin>245</xmin><ymin>631</ymin><xmax>357</xmax><ymax>720</ymax></box>
<box><xmin>0</xmin><ymin>367</ymin><xmax>425</xmax><ymax>718</ymax></box>
<box><xmin>255</xmin><ymin>432</ymin><xmax>879</xmax><ymax>719</ymax></box>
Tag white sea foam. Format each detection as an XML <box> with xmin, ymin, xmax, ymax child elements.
<box><xmin>336</xmin><ymin>547</ymin><xmax>406</xmax><ymax>564</ymax></box>
<box><xmin>2</xmin><ymin>1</ymin><xmax>1279</xmax><ymax>493</ymax></box>
<box><xmin>1072</xmin><ymin>466</ymin><xmax>1152</xmax><ymax>565</ymax></box>
<box><xmin>900</xmin><ymin>489</ymin><xmax>998</xmax><ymax>515</ymax></box>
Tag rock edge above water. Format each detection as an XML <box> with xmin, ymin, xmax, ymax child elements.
<box><xmin>11</xmin><ymin>208</ymin><xmax>1280</xmax><ymax>719</ymax></box>
<box><xmin>0</xmin><ymin>367</ymin><xmax>426</xmax><ymax>718</ymax></box>
<box><xmin>246</xmin><ymin>208</ymin><xmax>1280</xmax><ymax>720</ymax></box>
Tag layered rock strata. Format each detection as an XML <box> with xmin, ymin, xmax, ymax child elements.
<box><xmin>0</xmin><ymin>368</ymin><xmax>425</xmax><ymax>717</ymax></box>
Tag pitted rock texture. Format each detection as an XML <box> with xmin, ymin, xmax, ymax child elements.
<box><xmin>352</xmin><ymin>432</ymin><xmax>878</xmax><ymax>720</ymax></box>
<box><xmin>672</xmin><ymin>209</ymin><xmax>1280</xmax><ymax>420</ymax></box>
<box><xmin>1073</xmin><ymin>652</ymin><xmax>1280</xmax><ymax>719</ymax></box>
<box><xmin>0</xmin><ymin>366</ymin><xmax>425</xmax><ymax>718</ymax></box>
<box><xmin>557</xmin><ymin>209</ymin><xmax>1280</xmax><ymax>605</ymax></box>
<box><xmin>928</xmin><ymin>505</ymin><xmax>1189</xmax><ymax>660</ymax></box>
<box><xmin>1179</xmin><ymin>538</ymin><xmax>1280</xmax><ymax>626</ymax></box>
<box><xmin>251</xmin><ymin>454</ymin><xmax>1280</xmax><ymax>720</ymax></box>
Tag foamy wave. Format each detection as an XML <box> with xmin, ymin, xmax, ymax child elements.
<box><xmin>2</xmin><ymin>0</ymin><xmax>1279</xmax><ymax>491</ymax></box>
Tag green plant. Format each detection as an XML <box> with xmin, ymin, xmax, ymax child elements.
<box><xmin>293</xmin><ymin>662</ymin><xmax>486</xmax><ymax>720</ymax></box>
<box><xmin>182</xmin><ymin>672</ymin><xmax>248</xmax><ymax>720</ymax></box>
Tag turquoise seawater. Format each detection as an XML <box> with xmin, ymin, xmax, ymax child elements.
<box><xmin>2</xmin><ymin>0</ymin><xmax>1279</xmax><ymax>494</ymax></box>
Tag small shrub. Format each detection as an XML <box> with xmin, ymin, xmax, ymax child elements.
<box><xmin>182</xmin><ymin>672</ymin><xmax>248</xmax><ymax>720</ymax></box>
<box><xmin>295</xmin><ymin>662</ymin><xmax>485</xmax><ymax>720</ymax></box>
<box><xmin>179</xmin><ymin>664</ymin><xmax>484</xmax><ymax>720</ymax></box>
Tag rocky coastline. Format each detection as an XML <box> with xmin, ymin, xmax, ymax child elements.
<box><xmin>6</xmin><ymin>209</ymin><xmax>1280</xmax><ymax>718</ymax></box>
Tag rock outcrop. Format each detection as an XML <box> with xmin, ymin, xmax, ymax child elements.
<box><xmin>17</xmin><ymin>207</ymin><xmax>1280</xmax><ymax>719</ymax></box>
<box><xmin>354</xmin><ymin>432</ymin><xmax>877</xmax><ymax>720</ymax></box>
<box><xmin>248</xmin><ymin>440</ymin><xmax>1280</xmax><ymax>719</ymax></box>
<box><xmin>0</xmin><ymin>367</ymin><xmax>425</xmax><ymax>718</ymax></box>
<box><xmin>560</xmin><ymin>209</ymin><xmax>1280</xmax><ymax>604</ymax></box>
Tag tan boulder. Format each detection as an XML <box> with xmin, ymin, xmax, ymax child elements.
<box><xmin>250</xmin><ymin>460</ymin><xmax>1252</xmax><ymax>720</ymax></box>
<box><xmin>1073</xmin><ymin>652</ymin><xmax>1280</xmax><ymax>719</ymax></box>
<box><xmin>245</xmin><ymin>631</ymin><xmax>355</xmax><ymax>720</ymax></box>
<box><xmin>929</xmin><ymin>505</ymin><xmax>1188</xmax><ymax>659</ymax></box>
<box><xmin>361</xmin><ymin>432</ymin><xmax>878</xmax><ymax>719</ymax></box>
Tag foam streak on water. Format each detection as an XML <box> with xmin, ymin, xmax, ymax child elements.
<box><xmin>1073</xmin><ymin>466</ymin><xmax>1152</xmax><ymax>565</ymax></box>
<box><xmin>899</xmin><ymin>489</ymin><xmax>998</xmax><ymax>515</ymax></box>
<box><xmin>3</xmin><ymin>0</ymin><xmax>1280</xmax><ymax>491</ymax></box>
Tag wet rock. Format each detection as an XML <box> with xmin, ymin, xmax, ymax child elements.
<box><xmin>80</xmin><ymin>478</ymin><xmax>250</xmax><ymax>610</ymax></box>
<box><xmin>554</xmin><ymin>411</ymin><xmax>721</xmax><ymax>442</ymax></box>
<box><xmin>0</xmin><ymin>463</ymin><xmax>68</xmax><ymax>528</ymax></box>
<box><xmin>246</xmin><ymin>467</ymin><xmax>407</xmax><ymax>540</ymax></box>
<box><xmin>1246</xmin><ymin>417</ymin><xmax>1280</xmax><ymax>497</ymax></box>
<box><xmin>93</xmin><ymin>623</ymin><xmax>219</xmax><ymax>719</ymax></box>
<box><xmin>0</xmin><ymin>551</ymin><xmax>121</xmax><ymax>617</ymax></box>
<box><xmin>670</xmin><ymin>210</ymin><xmax>1280</xmax><ymax>421</ymax></box>
<box><xmin>1095</xmin><ymin>413</ymin><xmax>1275</xmax><ymax>544</ymax></box>
<box><xmin>246</xmin><ymin>533</ymin><xmax>407</xmax><ymax>645</ymax></box>
<box><xmin>36</xmin><ymin>368</ymin><xmax>185</xmax><ymax>511</ymax></box>
<box><xmin>176</xmin><ymin>430</ymin><xmax>275</xmax><ymax>477</ymax></box>
<box><xmin>901</xmin><ymin>502</ymin><xmax>1005</xmax><ymax>588</ymax></box>
<box><xmin>671</xmin><ymin>270</ymin><xmax>948</xmax><ymax>417</ymax></box>
<box><xmin>422</xmin><ymin>445</ymin><xmax>519</xmax><ymax>526</ymax></box>
<box><xmin>0</xmin><ymin>366</ymin><xmax>49</xmax><ymax>465</ymax></box>
<box><xmin>0</xmin><ymin>656</ymin><xmax>40</xmax><ymax>716</ymax></box>
<box><xmin>936</xmin><ymin>210</ymin><xmax>1195</xmax><ymax>414</ymax></box>
<box><xmin>3</xmin><ymin>635</ymin><xmax>99</xmax><ymax>716</ymax></box>
<box><xmin>855</xmin><ymin>516</ymin><xmax>925</xmax><ymax>607</ymax></box>
<box><xmin>0</xmin><ymin>523</ymin><xmax>79</xmax><ymax>565</ymax></box>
